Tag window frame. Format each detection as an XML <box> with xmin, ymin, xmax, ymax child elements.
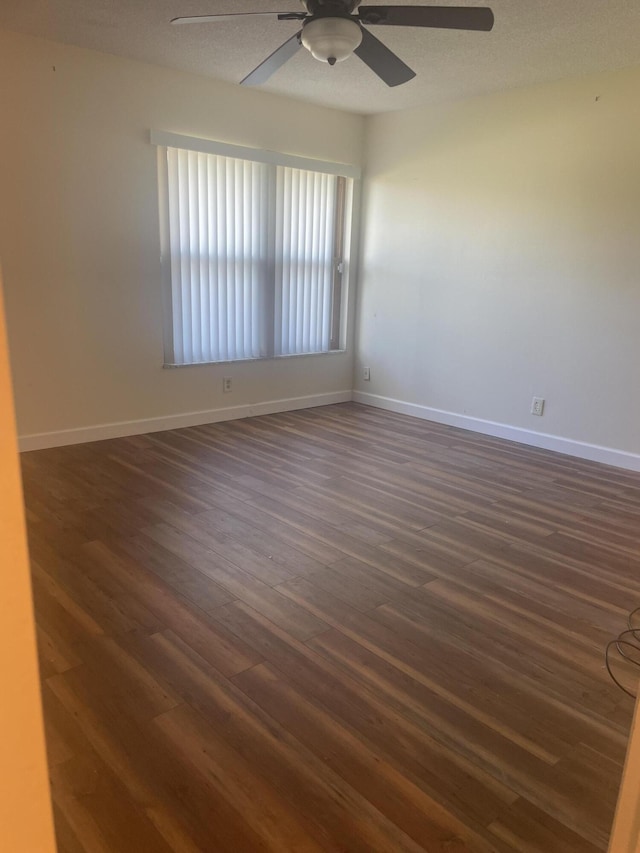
<box><xmin>152</xmin><ymin>131</ymin><xmax>360</xmax><ymax>368</ymax></box>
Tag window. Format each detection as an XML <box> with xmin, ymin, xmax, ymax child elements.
<box><xmin>153</xmin><ymin>131</ymin><xmax>357</xmax><ymax>366</ymax></box>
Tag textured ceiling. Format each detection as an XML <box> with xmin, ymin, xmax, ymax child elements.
<box><xmin>1</xmin><ymin>1</ymin><xmax>640</xmax><ymax>114</ymax></box>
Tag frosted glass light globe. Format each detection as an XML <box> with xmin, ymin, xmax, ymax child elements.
<box><xmin>301</xmin><ymin>17</ymin><xmax>363</xmax><ymax>65</ymax></box>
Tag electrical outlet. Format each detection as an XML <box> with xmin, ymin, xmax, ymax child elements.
<box><xmin>363</xmin><ymin>367</ymin><xmax>371</xmax><ymax>381</ymax></box>
<box><xmin>531</xmin><ymin>396</ymin><xmax>545</xmax><ymax>416</ymax></box>
<box><xmin>223</xmin><ymin>377</ymin><xmax>232</xmax><ymax>393</ymax></box>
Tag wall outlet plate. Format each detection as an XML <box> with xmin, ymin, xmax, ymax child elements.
<box><xmin>531</xmin><ymin>396</ymin><xmax>545</xmax><ymax>416</ymax></box>
<box><xmin>363</xmin><ymin>367</ymin><xmax>371</xmax><ymax>381</ymax></box>
<box><xmin>223</xmin><ymin>377</ymin><xmax>232</xmax><ymax>393</ymax></box>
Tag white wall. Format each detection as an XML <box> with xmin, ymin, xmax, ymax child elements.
<box><xmin>355</xmin><ymin>66</ymin><xmax>640</xmax><ymax>465</ymax></box>
<box><xmin>0</xmin><ymin>29</ymin><xmax>364</xmax><ymax>446</ymax></box>
<box><xmin>4</xmin><ymin>28</ymin><xmax>640</xmax><ymax>465</ymax></box>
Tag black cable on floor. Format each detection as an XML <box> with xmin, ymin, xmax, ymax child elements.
<box><xmin>605</xmin><ymin>606</ymin><xmax>640</xmax><ymax>699</ymax></box>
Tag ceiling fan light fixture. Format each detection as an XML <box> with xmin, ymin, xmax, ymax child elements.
<box><xmin>301</xmin><ymin>17</ymin><xmax>362</xmax><ymax>65</ymax></box>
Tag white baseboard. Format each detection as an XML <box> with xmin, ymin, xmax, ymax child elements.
<box><xmin>353</xmin><ymin>391</ymin><xmax>640</xmax><ymax>473</ymax></box>
<box><xmin>19</xmin><ymin>388</ymin><xmax>640</xmax><ymax>473</ymax></box>
<box><xmin>18</xmin><ymin>391</ymin><xmax>353</xmax><ymax>452</ymax></box>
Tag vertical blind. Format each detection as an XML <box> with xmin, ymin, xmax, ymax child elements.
<box><xmin>163</xmin><ymin>145</ymin><xmax>348</xmax><ymax>365</ymax></box>
<box><xmin>274</xmin><ymin>166</ymin><xmax>336</xmax><ymax>356</ymax></box>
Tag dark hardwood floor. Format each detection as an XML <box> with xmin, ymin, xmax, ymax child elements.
<box><xmin>22</xmin><ymin>402</ymin><xmax>639</xmax><ymax>852</ymax></box>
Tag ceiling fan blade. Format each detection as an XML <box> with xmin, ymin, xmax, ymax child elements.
<box><xmin>358</xmin><ymin>5</ymin><xmax>494</xmax><ymax>31</ymax></box>
<box><xmin>241</xmin><ymin>31</ymin><xmax>302</xmax><ymax>86</ymax></box>
<box><xmin>354</xmin><ymin>26</ymin><xmax>415</xmax><ymax>87</ymax></box>
<box><xmin>171</xmin><ymin>12</ymin><xmax>306</xmax><ymax>25</ymax></box>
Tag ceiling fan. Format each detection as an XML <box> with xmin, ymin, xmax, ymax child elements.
<box><xmin>171</xmin><ymin>1</ymin><xmax>494</xmax><ymax>88</ymax></box>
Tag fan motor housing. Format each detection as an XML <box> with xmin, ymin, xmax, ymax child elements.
<box><xmin>303</xmin><ymin>0</ymin><xmax>359</xmax><ymax>18</ymax></box>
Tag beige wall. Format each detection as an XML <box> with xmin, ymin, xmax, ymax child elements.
<box><xmin>355</xmin><ymin>65</ymin><xmax>640</xmax><ymax>458</ymax></box>
<box><xmin>0</xmin><ymin>272</ymin><xmax>55</xmax><ymax>851</ymax></box>
<box><xmin>0</xmin><ymin>29</ymin><xmax>364</xmax><ymax>442</ymax></box>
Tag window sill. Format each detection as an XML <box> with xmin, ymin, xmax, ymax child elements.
<box><xmin>163</xmin><ymin>349</ymin><xmax>347</xmax><ymax>369</ymax></box>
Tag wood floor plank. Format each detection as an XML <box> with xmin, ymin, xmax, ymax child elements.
<box><xmin>51</xmin><ymin>803</ymin><xmax>88</xmax><ymax>853</ymax></box>
<box><xmin>373</xmin><ymin>598</ymin><xmax>619</xmax><ymax>721</ymax></box>
<box><xmin>47</xmin><ymin>667</ymin><xmax>265</xmax><ymax>852</ymax></box>
<box><xmin>154</xmin><ymin>704</ymin><xmax>329</xmax><ymax>853</ymax></box>
<box><xmin>140</xmin><ymin>522</ymin><xmax>329</xmax><ymax>640</ymax></box>
<box><xmin>220</xmin><ymin>592</ymin><xmax>555</xmax><ymax>804</ymax></box>
<box><xmin>111</xmin><ymin>533</ymin><xmax>237</xmax><ymax>611</ymax></box>
<box><xmin>488</xmin><ymin>798</ymin><xmax>603</xmax><ymax>853</ymax></box>
<box><xmin>81</xmin><ymin>539</ymin><xmax>262</xmax><ymax>676</ymax></box>
<box><xmin>51</xmin><ymin>750</ymin><xmax>175</xmax><ymax>853</ymax></box>
<box><xmin>128</xmin><ymin>629</ymin><xmax>428</xmax><ymax>853</ymax></box>
<box><xmin>149</xmin><ymin>509</ymin><xmax>305</xmax><ymax>586</ymax></box>
<box><xmin>246</xmin><ymin>492</ymin><xmax>439</xmax><ymax>585</ymax></box>
<box><xmin>234</xmin><ymin>661</ymin><xmax>500</xmax><ymax>853</ymax></box>
<box><xmin>22</xmin><ymin>402</ymin><xmax>638</xmax><ymax>851</ymax></box>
